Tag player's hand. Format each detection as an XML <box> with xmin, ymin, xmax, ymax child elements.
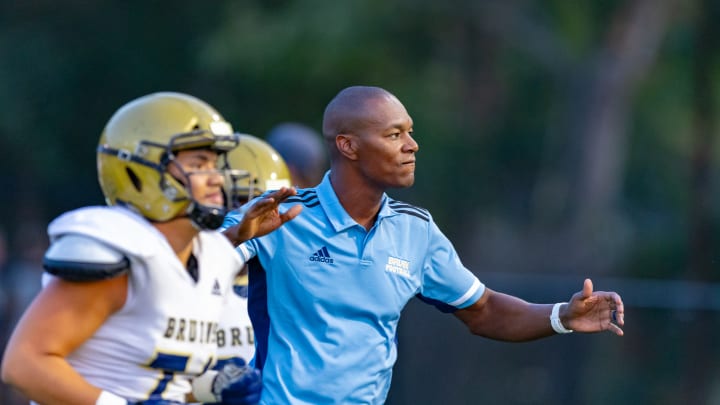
<box><xmin>223</xmin><ymin>187</ymin><xmax>302</xmax><ymax>246</ymax></box>
<box><xmin>210</xmin><ymin>358</ymin><xmax>262</xmax><ymax>405</ymax></box>
<box><xmin>563</xmin><ymin>278</ymin><xmax>624</xmax><ymax>336</ymax></box>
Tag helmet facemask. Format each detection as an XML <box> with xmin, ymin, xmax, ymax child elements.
<box><xmin>221</xmin><ymin>134</ymin><xmax>293</xmax><ymax>210</ymax></box>
<box><xmin>225</xmin><ymin>168</ymin><xmax>256</xmax><ymax>208</ymax></box>
<box><xmin>97</xmin><ymin>92</ymin><xmax>243</xmax><ymax>229</ymax></box>
<box><xmin>156</xmin><ymin>131</ymin><xmax>240</xmax><ymax>230</ymax></box>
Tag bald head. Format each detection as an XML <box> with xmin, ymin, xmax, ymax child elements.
<box><xmin>321</xmin><ymin>85</ymin><xmax>417</xmax><ymax>192</ymax></box>
<box><xmin>322</xmin><ymin>86</ymin><xmax>401</xmax><ymax>141</ymax></box>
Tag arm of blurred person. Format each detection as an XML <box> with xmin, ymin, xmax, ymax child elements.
<box><xmin>454</xmin><ymin>278</ymin><xmax>624</xmax><ymax>341</ymax></box>
<box><xmin>1</xmin><ymin>275</ymin><xmax>127</xmax><ymax>405</ymax></box>
<box><xmin>222</xmin><ymin>187</ymin><xmax>302</xmax><ymax>246</ymax></box>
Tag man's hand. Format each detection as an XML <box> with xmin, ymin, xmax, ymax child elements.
<box><xmin>223</xmin><ymin>187</ymin><xmax>302</xmax><ymax>246</ymax></box>
<box><xmin>563</xmin><ymin>278</ymin><xmax>624</xmax><ymax>336</ymax></box>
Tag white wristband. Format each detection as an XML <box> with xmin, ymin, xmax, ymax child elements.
<box><xmin>96</xmin><ymin>391</ymin><xmax>128</xmax><ymax>405</ymax></box>
<box><xmin>192</xmin><ymin>370</ymin><xmax>220</xmax><ymax>403</ymax></box>
<box><xmin>550</xmin><ymin>302</ymin><xmax>573</xmax><ymax>334</ymax></box>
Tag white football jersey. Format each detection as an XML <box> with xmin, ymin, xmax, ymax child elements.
<box><xmin>215</xmin><ymin>272</ymin><xmax>255</xmax><ymax>368</ymax></box>
<box><xmin>44</xmin><ymin>206</ymin><xmax>244</xmax><ymax>402</ymax></box>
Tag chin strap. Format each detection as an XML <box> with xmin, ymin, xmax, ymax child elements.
<box><xmin>187</xmin><ymin>202</ymin><xmax>227</xmax><ymax>230</ymax></box>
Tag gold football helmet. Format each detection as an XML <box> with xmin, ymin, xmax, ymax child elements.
<box><xmin>224</xmin><ymin>134</ymin><xmax>292</xmax><ymax>207</ymax></box>
<box><xmin>97</xmin><ymin>92</ymin><xmax>239</xmax><ymax>229</ymax></box>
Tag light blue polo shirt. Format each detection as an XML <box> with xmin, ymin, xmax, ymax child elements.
<box><xmin>222</xmin><ymin>173</ymin><xmax>484</xmax><ymax>404</ymax></box>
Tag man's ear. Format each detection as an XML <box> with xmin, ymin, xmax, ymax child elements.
<box><xmin>336</xmin><ymin>134</ymin><xmax>358</xmax><ymax>160</ymax></box>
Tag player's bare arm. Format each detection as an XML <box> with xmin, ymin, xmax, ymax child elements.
<box><xmin>223</xmin><ymin>187</ymin><xmax>303</xmax><ymax>246</ymax></box>
<box><xmin>1</xmin><ymin>276</ymin><xmax>127</xmax><ymax>405</ymax></box>
<box><xmin>454</xmin><ymin>278</ymin><xmax>624</xmax><ymax>341</ymax></box>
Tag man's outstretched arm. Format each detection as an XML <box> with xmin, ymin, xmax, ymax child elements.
<box><xmin>454</xmin><ymin>278</ymin><xmax>624</xmax><ymax>342</ymax></box>
<box><xmin>222</xmin><ymin>187</ymin><xmax>303</xmax><ymax>246</ymax></box>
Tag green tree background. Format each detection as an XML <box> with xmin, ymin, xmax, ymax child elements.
<box><xmin>1</xmin><ymin>1</ymin><xmax>720</xmax><ymax>404</ymax></box>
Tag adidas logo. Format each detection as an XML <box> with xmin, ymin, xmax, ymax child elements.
<box><xmin>212</xmin><ymin>278</ymin><xmax>223</xmax><ymax>296</ymax></box>
<box><xmin>309</xmin><ymin>246</ymin><xmax>334</xmax><ymax>264</ymax></box>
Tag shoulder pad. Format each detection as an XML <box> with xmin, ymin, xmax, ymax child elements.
<box><xmin>48</xmin><ymin>206</ymin><xmax>161</xmax><ymax>259</ymax></box>
<box><xmin>43</xmin><ymin>234</ymin><xmax>130</xmax><ymax>281</ymax></box>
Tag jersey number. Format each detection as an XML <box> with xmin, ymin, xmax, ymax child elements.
<box><xmin>146</xmin><ymin>352</ymin><xmax>212</xmax><ymax>400</ymax></box>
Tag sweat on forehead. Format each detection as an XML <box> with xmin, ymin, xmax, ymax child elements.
<box><xmin>322</xmin><ymin>86</ymin><xmax>398</xmax><ymax>136</ymax></box>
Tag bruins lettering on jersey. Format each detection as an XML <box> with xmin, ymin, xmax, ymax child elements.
<box><xmin>164</xmin><ymin>318</ymin><xmax>219</xmax><ymax>344</ymax></box>
<box><xmin>216</xmin><ymin>325</ymin><xmax>254</xmax><ymax>348</ymax></box>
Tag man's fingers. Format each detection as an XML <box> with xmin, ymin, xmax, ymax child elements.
<box><xmin>267</xmin><ymin>186</ymin><xmax>297</xmax><ymax>202</ymax></box>
<box><xmin>609</xmin><ymin>322</ymin><xmax>624</xmax><ymax>336</ymax></box>
<box><xmin>247</xmin><ymin>188</ymin><xmax>298</xmax><ymax>214</ymax></box>
<box><xmin>615</xmin><ymin>310</ymin><xmax>624</xmax><ymax>326</ymax></box>
<box><xmin>282</xmin><ymin>205</ymin><xmax>303</xmax><ymax>222</ymax></box>
<box><xmin>244</xmin><ymin>197</ymin><xmax>274</xmax><ymax>218</ymax></box>
<box><xmin>611</xmin><ymin>294</ymin><xmax>624</xmax><ymax>326</ymax></box>
<box><xmin>582</xmin><ymin>278</ymin><xmax>593</xmax><ymax>299</ymax></box>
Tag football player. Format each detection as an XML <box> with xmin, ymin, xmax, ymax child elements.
<box><xmin>215</xmin><ymin>134</ymin><xmax>292</xmax><ymax>370</ymax></box>
<box><xmin>0</xmin><ymin>92</ymin><xmax>300</xmax><ymax>405</ymax></box>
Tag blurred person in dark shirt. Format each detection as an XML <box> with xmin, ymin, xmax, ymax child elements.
<box><xmin>266</xmin><ymin>122</ymin><xmax>328</xmax><ymax>188</ymax></box>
